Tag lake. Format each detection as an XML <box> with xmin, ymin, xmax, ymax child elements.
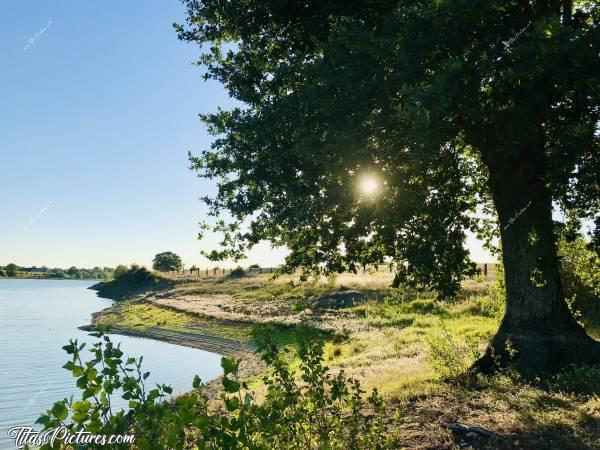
<box><xmin>0</xmin><ymin>279</ymin><xmax>223</xmax><ymax>449</ymax></box>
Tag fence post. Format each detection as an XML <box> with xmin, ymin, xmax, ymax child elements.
<box><xmin>484</xmin><ymin>263</ymin><xmax>488</xmax><ymax>278</ymax></box>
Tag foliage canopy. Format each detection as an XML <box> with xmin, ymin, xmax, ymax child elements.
<box><xmin>5</xmin><ymin>263</ymin><xmax>18</xmax><ymax>277</ymax></box>
<box><xmin>152</xmin><ymin>252</ymin><xmax>183</xmax><ymax>273</ymax></box>
<box><xmin>177</xmin><ymin>0</ymin><xmax>599</xmax><ymax>299</ymax></box>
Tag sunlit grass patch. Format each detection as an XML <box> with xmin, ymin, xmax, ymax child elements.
<box><xmin>114</xmin><ymin>302</ymin><xmax>192</xmax><ymax>330</ymax></box>
<box><xmin>97</xmin><ymin>300</ymin><xmax>255</xmax><ymax>341</ymax></box>
<box><xmin>314</xmin><ymin>297</ymin><xmax>500</xmax><ymax>397</ymax></box>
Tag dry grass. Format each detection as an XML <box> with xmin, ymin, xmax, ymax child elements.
<box><xmin>394</xmin><ymin>375</ymin><xmax>600</xmax><ymax>449</ymax></box>
<box><xmin>101</xmin><ymin>271</ymin><xmax>503</xmax><ymax>399</ymax></box>
<box><xmin>97</xmin><ymin>270</ymin><xmax>600</xmax><ymax>449</ymax></box>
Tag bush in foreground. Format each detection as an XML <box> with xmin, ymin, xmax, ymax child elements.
<box><xmin>37</xmin><ymin>328</ymin><xmax>393</xmax><ymax>449</ymax></box>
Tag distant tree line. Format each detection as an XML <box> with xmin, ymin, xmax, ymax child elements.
<box><xmin>0</xmin><ymin>264</ymin><xmax>114</xmax><ymax>280</ymax></box>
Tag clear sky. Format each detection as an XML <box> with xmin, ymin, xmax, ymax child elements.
<box><xmin>0</xmin><ymin>1</ymin><xmax>492</xmax><ymax>270</ymax></box>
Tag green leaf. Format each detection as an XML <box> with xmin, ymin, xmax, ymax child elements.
<box><xmin>221</xmin><ymin>357</ymin><xmax>238</xmax><ymax>376</ymax></box>
<box><xmin>51</xmin><ymin>402</ymin><xmax>68</xmax><ymax>421</ymax></box>
<box><xmin>72</xmin><ymin>365</ymin><xmax>84</xmax><ymax>377</ymax></box>
<box><xmin>224</xmin><ymin>396</ymin><xmax>240</xmax><ymax>412</ymax></box>
<box><xmin>193</xmin><ymin>415</ymin><xmax>209</xmax><ymax>429</ymax></box>
<box><xmin>222</xmin><ymin>377</ymin><xmax>240</xmax><ymax>394</ymax></box>
<box><xmin>193</xmin><ymin>375</ymin><xmax>201</xmax><ymax>389</ymax></box>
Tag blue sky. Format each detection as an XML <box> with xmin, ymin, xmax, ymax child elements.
<box><xmin>0</xmin><ymin>1</ymin><xmax>491</xmax><ymax>269</ymax></box>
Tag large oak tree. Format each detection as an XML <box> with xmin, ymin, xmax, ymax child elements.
<box><xmin>176</xmin><ymin>0</ymin><xmax>600</xmax><ymax>374</ymax></box>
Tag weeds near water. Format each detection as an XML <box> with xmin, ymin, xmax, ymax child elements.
<box><xmin>37</xmin><ymin>327</ymin><xmax>395</xmax><ymax>449</ymax></box>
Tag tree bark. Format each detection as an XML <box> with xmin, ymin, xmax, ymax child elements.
<box><xmin>473</xmin><ymin>146</ymin><xmax>600</xmax><ymax>375</ymax></box>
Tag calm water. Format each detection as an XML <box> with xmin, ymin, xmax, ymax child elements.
<box><xmin>0</xmin><ymin>279</ymin><xmax>222</xmax><ymax>449</ymax></box>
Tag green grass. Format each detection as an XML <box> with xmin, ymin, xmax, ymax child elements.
<box><xmin>319</xmin><ymin>297</ymin><xmax>499</xmax><ymax>398</ymax></box>
<box><xmin>97</xmin><ymin>301</ymin><xmax>254</xmax><ymax>342</ymax></box>
<box><xmin>90</xmin><ymin>272</ymin><xmax>600</xmax><ymax>448</ymax></box>
<box><xmin>96</xmin><ymin>273</ymin><xmax>598</xmax><ymax>403</ymax></box>
<box><xmin>98</xmin><ymin>277</ymin><xmax>501</xmax><ymax>399</ymax></box>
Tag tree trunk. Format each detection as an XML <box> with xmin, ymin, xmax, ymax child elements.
<box><xmin>473</xmin><ymin>148</ymin><xmax>600</xmax><ymax>375</ymax></box>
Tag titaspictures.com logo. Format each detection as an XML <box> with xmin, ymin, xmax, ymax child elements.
<box><xmin>8</xmin><ymin>426</ymin><xmax>135</xmax><ymax>448</ymax></box>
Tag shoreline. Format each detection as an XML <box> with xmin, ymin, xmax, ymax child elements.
<box><xmin>79</xmin><ymin>323</ymin><xmax>254</xmax><ymax>358</ymax></box>
<box><xmin>82</xmin><ymin>301</ymin><xmax>264</xmax><ymax>398</ymax></box>
<box><xmin>0</xmin><ymin>277</ymin><xmax>104</xmax><ymax>281</ymax></box>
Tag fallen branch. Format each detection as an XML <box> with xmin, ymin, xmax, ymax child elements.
<box><xmin>443</xmin><ymin>422</ymin><xmax>503</xmax><ymax>441</ymax></box>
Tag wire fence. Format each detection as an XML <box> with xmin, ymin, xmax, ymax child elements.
<box><xmin>162</xmin><ymin>263</ymin><xmax>498</xmax><ymax>280</ymax></box>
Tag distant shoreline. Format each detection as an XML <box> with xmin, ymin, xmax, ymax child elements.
<box><xmin>0</xmin><ymin>276</ymin><xmax>104</xmax><ymax>281</ymax></box>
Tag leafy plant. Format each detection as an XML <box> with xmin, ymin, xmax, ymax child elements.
<box><xmin>472</xmin><ymin>294</ymin><xmax>504</xmax><ymax>319</ymax></box>
<box><xmin>291</xmin><ymin>296</ymin><xmax>313</xmax><ymax>313</ymax></box>
<box><xmin>558</xmin><ymin>236</ymin><xmax>600</xmax><ymax>319</ymax></box>
<box><xmin>113</xmin><ymin>265</ymin><xmax>129</xmax><ymax>280</ymax></box>
<box><xmin>398</xmin><ymin>299</ymin><xmax>439</xmax><ymax>315</ymax></box>
<box><xmin>427</xmin><ymin>322</ymin><xmax>479</xmax><ymax>380</ymax></box>
<box><xmin>37</xmin><ymin>328</ymin><xmax>394</xmax><ymax>449</ymax></box>
<box><xmin>326</xmin><ymin>272</ymin><xmax>339</xmax><ymax>289</ymax></box>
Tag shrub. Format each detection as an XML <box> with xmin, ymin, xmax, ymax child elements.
<box><xmin>38</xmin><ymin>329</ymin><xmax>394</xmax><ymax>449</ymax></box>
<box><xmin>112</xmin><ymin>265</ymin><xmax>157</xmax><ymax>285</ymax></box>
<box><xmin>558</xmin><ymin>236</ymin><xmax>600</xmax><ymax>319</ymax></box>
<box><xmin>472</xmin><ymin>295</ymin><xmax>504</xmax><ymax>319</ymax></box>
<box><xmin>383</xmin><ymin>288</ymin><xmax>424</xmax><ymax>306</ymax></box>
<box><xmin>228</xmin><ymin>266</ymin><xmax>246</xmax><ymax>278</ymax></box>
<box><xmin>427</xmin><ymin>322</ymin><xmax>479</xmax><ymax>380</ymax></box>
<box><xmin>291</xmin><ymin>296</ymin><xmax>313</xmax><ymax>313</ymax></box>
<box><xmin>326</xmin><ymin>271</ymin><xmax>339</xmax><ymax>289</ymax></box>
<box><xmin>113</xmin><ymin>264</ymin><xmax>129</xmax><ymax>280</ymax></box>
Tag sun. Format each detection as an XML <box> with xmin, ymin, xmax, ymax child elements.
<box><xmin>359</xmin><ymin>177</ymin><xmax>379</xmax><ymax>195</ymax></box>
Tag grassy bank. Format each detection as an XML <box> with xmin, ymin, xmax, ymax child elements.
<box><xmin>89</xmin><ymin>270</ymin><xmax>600</xmax><ymax>448</ymax></box>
